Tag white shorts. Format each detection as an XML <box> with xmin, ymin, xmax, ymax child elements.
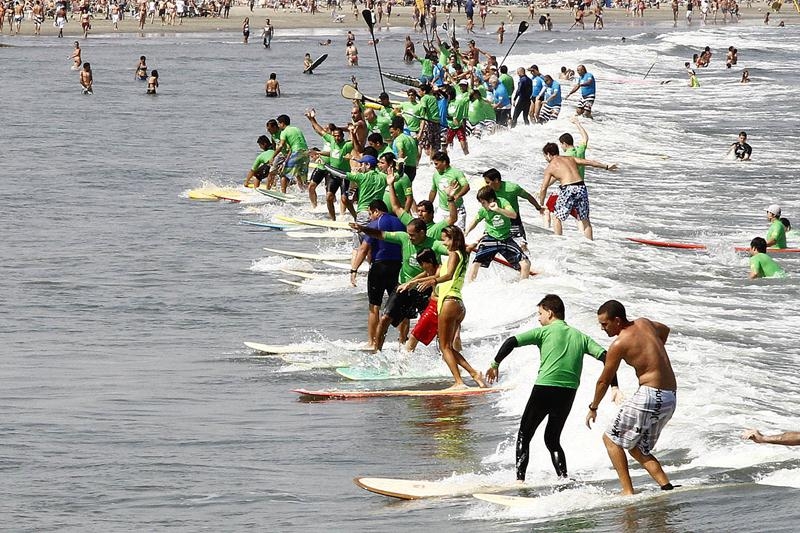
<box><xmin>606</xmin><ymin>385</ymin><xmax>676</xmax><ymax>456</ymax></box>
<box><xmin>434</xmin><ymin>204</ymin><xmax>466</xmax><ymax>231</ymax></box>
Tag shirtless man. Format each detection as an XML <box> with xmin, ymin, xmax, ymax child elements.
<box><xmin>80</xmin><ymin>62</ymin><xmax>93</xmax><ymax>94</ymax></box>
<box><xmin>586</xmin><ymin>300</ymin><xmax>678</xmax><ymax>495</ymax></box>
<box><xmin>32</xmin><ymin>1</ymin><xmax>44</xmax><ymax>36</ymax></box>
<box><xmin>538</xmin><ymin>142</ymin><xmax>617</xmax><ymax>240</ymax></box>
<box><xmin>347</xmin><ymin>105</ymin><xmax>368</xmax><ymax>154</ymax></box>
<box><xmin>71</xmin><ymin>42</ymin><xmax>82</xmax><ymax>70</ymax></box>
<box><xmin>12</xmin><ymin>1</ymin><xmax>23</xmax><ymax>35</ymax></box>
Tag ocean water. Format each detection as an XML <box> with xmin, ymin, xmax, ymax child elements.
<box><xmin>2</xmin><ymin>19</ymin><xmax>799</xmax><ymax>532</ymax></box>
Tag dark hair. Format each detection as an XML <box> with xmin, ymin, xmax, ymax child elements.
<box><xmin>417</xmin><ymin>200</ymin><xmax>434</xmax><ymax>213</ymax></box>
<box><xmin>416</xmin><ymin>248</ymin><xmax>439</xmax><ymax>267</ymax></box>
<box><xmin>277</xmin><ymin>114</ymin><xmax>290</xmax><ymax>125</ymax></box>
<box><xmin>367</xmin><ymin>132</ymin><xmax>384</xmax><ymax>145</ymax></box>
<box><xmin>151</xmin><ymin>69</ymin><xmax>158</xmax><ymax>78</ymax></box>
<box><xmin>538</xmin><ymin>294</ymin><xmax>565</xmax><ymax>320</ymax></box>
<box><xmin>476</xmin><ymin>185</ymin><xmax>497</xmax><ymax>203</ymax></box>
<box><xmin>368</xmin><ymin>199</ymin><xmax>389</xmax><ymax>213</ymax></box>
<box><xmin>140</xmin><ymin>55</ymin><xmax>146</xmax><ymax>61</ymax></box>
<box><xmin>269</xmin><ymin>72</ymin><xmax>277</xmax><ymax>80</ymax></box>
<box><xmin>442</xmin><ymin>225</ymin><xmax>467</xmax><ymax>255</ymax></box>
<box><xmin>738</xmin><ymin>131</ymin><xmax>747</xmax><ymax>138</ymax></box>
<box><xmin>750</xmin><ymin>236</ymin><xmax>767</xmax><ymax>253</ymax></box>
<box><xmin>597</xmin><ymin>300</ymin><xmax>627</xmax><ymax>320</ymax></box>
<box><xmin>558</xmin><ymin>133</ymin><xmax>574</xmax><ymax>145</ymax></box>
<box><xmin>431</xmin><ymin>151</ymin><xmax>450</xmax><ymax>164</ymax></box>
<box><xmin>780</xmin><ymin>217</ymin><xmax>791</xmax><ymax>230</ymax></box>
<box><xmin>408</xmin><ymin>218</ymin><xmax>427</xmax><ymax>234</ymax></box>
<box><xmin>362</xmin><ymin>146</ymin><xmax>378</xmax><ymax>158</ymax></box>
<box><xmin>482</xmin><ymin>168</ymin><xmax>501</xmax><ymax>182</ymax></box>
<box><xmin>420</xmin><ymin>83</ymin><xmax>433</xmax><ymax>94</ymax></box>
<box><xmin>257</xmin><ymin>135</ymin><xmax>272</xmax><ymax>148</ymax></box>
<box><xmin>445</xmin><ymin>85</ymin><xmax>456</xmax><ymax>100</ymax></box>
<box><xmin>390</xmin><ymin>116</ymin><xmax>405</xmax><ymax>131</ymax></box>
<box><xmin>266</xmin><ymin>119</ymin><xmax>278</xmax><ymax>129</ymax></box>
<box><xmin>499</xmin><ymin>65</ymin><xmax>508</xmax><ymax>74</ymax></box>
<box><xmin>379</xmin><ymin>152</ymin><xmax>397</xmax><ymax>169</ymax></box>
<box><xmin>542</xmin><ymin>142</ymin><xmax>559</xmax><ymax>156</ymax></box>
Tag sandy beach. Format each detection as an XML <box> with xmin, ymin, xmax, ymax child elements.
<box><xmin>1</xmin><ymin>4</ymin><xmax>796</xmax><ymax>39</ymax></box>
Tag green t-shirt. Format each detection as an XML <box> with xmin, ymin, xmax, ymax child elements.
<box><xmin>347</xmin><ymin>169</ymin><xmax>388</xmax><ymax>212</ymax></box>
<box><xmin>419</xmin><ymin>93</ymin><xmax>440</xmax><ymax>121</ymax></box>
<box><xmin>468</xmin><ymin>98</ymin><xmax>496</xmax><ymax>125</ymax></box>
<box><xmin>477</xmin><ymin>197</ymin><xmax>513</xmax><ymax>240</ymax></box>
<box><xmin>279</xmin><ymin>125</ymin><xmax>308</xmax><ymax>152</ymax></box>
<box><xmin>399</xmin><ymin>212</ymin><xmax>449</xmax><ymax>240</ymax></box>
<box><xmin>399</xmin><ymin>102</ymin><xmax>421</xmax><ymax>132</ymax></box>
<box><xmin>252</xmin><ymin>149</ymin><xmax>275</xmax><ymax>171</ymax></box>
<box><xmin>383</xmin><ymin>232</ymin><xmax>448</xmax><ymax>282</ymax></box>
<box><xmin>767</xmin><ymin>219</ymin><xmax>787</xmax><ymax>249</ymax></box>
<box><xmin>750</xmin><ymin>253</ymin><xmax>785</xmax><ymax>278</ymax></box>
<box><xmin>494</xmin><ymin>181</ymin><xmax>531</xmax><ymax>216</ymax></box>
<box><xmin>565</xmin><ymin>143</ymin><xmax>587</xmax><ymax>179</ymax></box>
<box><xmin>515</xmin><ymin>320</ymin><xmax>606</xmax><ymax>389</ymax></box>
<box><xmin>431</xmin><ymin>166</ymin><xmax>468</xmax><ymax>209</ymax></box>
<box><xmin>446</xmin><ymin>93</ymin><xmax>470</xmax><ymax>129</ymax></box>
<box><xmin>417</xmin><ymin>57</ymin><xmax>434</xmax><ymax>78</ymax></box>
<box><xmin>383</xmin><ymin>174</ymin><xmax>413</xmax><ymax>211</ymax></box>
<box><xmin>499</xmin><ymin>73</ymin><xmax>514</xmax><ymax>99</ymax></box>
<box><xmin>438</xmin><ymin>45</ymin><xmax>451</xmax><ymax>69</ymax></box>
<box><xmin>367</xmin><ymin>114</ymin><xmax>392</xmax><ymax>143</ymax></box>
<box><xmin>392</xmin><ymin>133</ymin><xmax>419</xmax><ymax>167</ymax></box>
<box><xmin>322</xmin><ymin>134</ymin><xmax>353</xmax><ymax>172</ymax></box>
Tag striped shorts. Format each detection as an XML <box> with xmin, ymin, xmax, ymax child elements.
<box><xmin>578</xmin><ymin>93</ymin><xmax>595</xmax><ymax>112</ymax></box>
<box><xmin>606</xmin><ymin>386</ymin><xmax>676</xmax><ymax>456</ymax></box>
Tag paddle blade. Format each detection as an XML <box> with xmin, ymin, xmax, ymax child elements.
<box><xmin>518</xmin><ymin>21</ymin><xmax>529</xmax><ymax>35</ymax></box>
<box><xmin>362</xmin><ymin>9</ymin><xmax>375</xmax><ymax>30</ymax></box>
<box><xmin>341</xmin><ymin>84</ymin><xmax>363</xmax><ymax>101</ymax></box>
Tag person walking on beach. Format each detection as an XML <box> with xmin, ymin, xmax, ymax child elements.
<box><xmin>486</xmin><ymin>294</ymin><xmax>621</xmax><ymax>481</ymax></box>
<box><xmin>55</xmin><ymin>2</ymin><xmax>67</xmax><ymax>37</ymax></box>
<box><xmin>586</xmin><ymin>300</ymin><xmax>678</xmax><ymax>495</ymax></box>
<box><xmin>262</xmin><ymin>18</ymin><xmax>273</xmax><ymax>48</ymax></box>
<box><xmin>80</xmin><ymin>62</ymin><xmax>93</xmax><ymax>94</ymax></box>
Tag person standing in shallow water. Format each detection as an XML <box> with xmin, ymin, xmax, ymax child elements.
<box><xmin>80</xmin><ymin>62</ymin><xmax>93</xmax><ymax>94</ymax></box>
<box><xmin>147</xmin><ymin>70</ymin><xmax>159</xmax><ymax>94</ymax></box>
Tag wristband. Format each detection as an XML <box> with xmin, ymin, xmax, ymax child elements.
<box><xmin>350</xmin><ymin>269</ymin><xmax>357</xmax><ymax>273</ymax></box>
<box><xmin>588</xmin><ymin>404</ymin><xmax>598</xmax><ymax>411</ymax></box>
<box><xmin>490</xmin><ymin>361</ymin><xmax>499</xmax><ymax>370</ymax></box>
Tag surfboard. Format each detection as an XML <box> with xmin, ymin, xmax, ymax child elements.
<box><xmin>254</xmin><ymin>188</ymin><xmax>303</xmax><ymax>203</ymax></box>
<box><xmin>244</xmin><ymin>341</ymin><xmax>325</xmax><ymax>354</ymax></box>
<box><xmin>240</xmin><ymin>220</ymin><xmax>302</xmax><ymax>230</ymax></box>
<box><xmin>188</xmin><ymin>189</ymin><xmax>221</xmax><ymax>200</ymax></box>
<box><xmin>354</xmin><ymin>476</ymin><xmax>529</xmax><ymax>500</ymax></box>
<box><xmin>335</xmin><ymin>367</ymin><xmax>446</xmax><ymax>381</ymax></box>
<box><xmin>277</xmin><ymin>278</ymin><xmax>303</xmax><ymax>287</ymax></box>
<box><xmin>280</xmin><ymin>269</ymin><xmax>318</xmax><ymax>279</ymax></box>
<box><xmin>213</xmin><ymin>190</ymin><xmax>257</xmax><ymax>203</ymax></box>
<box><xmin>285</xmin><ymin>230</ymin><xmax>353</xmax><ymax>239</ymax></box>
<box><xmin>275</xmin><ymin>215</ymin><xmax>352</xmax><ymax>230</ymax></box>
<box><xmin>626</xmin><ymin>237</ymin><xmax>707</xmax><ymax>250</ymax></box>
<box><xmin>303</xmin><ymin>53</ymin><xmax>328</xmax><ymax>74</ymax></box>
<box><xmin>733</xmin><ymin>246</ymin><xmax>800</xmax><ymax>253</ymax></box>
<box><xmin>292</xmin><ymin>386</ymin><xmax>505</xmax><ymax>400</ymax></box>
<box><xmin>263</xmin><ymin>247</ymin><xmax>351</xmax><ymax>262</ymax></box>
<box><xmin>383</xmin><ymin>71</ymin><xmax>422</xmax><ymax>88</ymax></box>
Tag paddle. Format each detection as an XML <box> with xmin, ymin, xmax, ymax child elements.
<box><xmin>341</xmin><ymin>83</ymin><xmax>380</xmax><ymax>104</ymax></box>
<box><xmin>643</xmin><ymin>56</ymin><xmax>658</xmax><ymax>79</ymax></box>
<box><xmin>361</xmin><ymin>9</ymin><xmax>386</xmax><ymax>94</ymax></box>
<box><xmin>499</xmin><ymin>21</ymin><xmax>529</xmax><ymax>67</ymax></box>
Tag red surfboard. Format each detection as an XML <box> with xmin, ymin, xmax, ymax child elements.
<box><xmin>626</xmin><ymin>237</ymin><xmax>707</xmax><ymax>250</ymax></box>
<box><xmin>293</xmin><ymin>387</ymin><xmax>505</xmax><ymax>399</ymax></box>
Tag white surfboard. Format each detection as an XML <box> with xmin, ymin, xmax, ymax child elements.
<box><xmin>322</xmin><ymin>261</ymin><xmax>367</xmax><ymax>272</ymax></box>
<box><xmin>285</xmin><ymin>230</ymin><xmax>353</xmax><ymax>239</ymax></box>
<box><xmin>243</xmin><ymin>341</ymin><xmax>326</xmax><ymax>355</ymax></box>
<box><xmin>279</xmin><ymin>269</ymin><xmax>318</xmax><ymax>279</ymax></box>
<box><xmin>354</xmin><ymin>477</ymin><xmax>532</xmax><ymax>500</ymax></box>
<box><xmin>277</xmin><ymin>278</ymin><xmax>303</xmax><ymax>287</ymax></box>
<box><xmin>275</xmin><ymin>214</ymin><xmax>353</xmax><ymax>230</ymax></box>
<box><xmin>263</xmin><ymin>247</ymin><xmax>351</xmax><ymax>262</ymax></box>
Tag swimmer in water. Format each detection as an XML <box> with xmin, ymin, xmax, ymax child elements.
<box><xmin>80</xmin><ymin>62</ymin><xmax>93</xmax><ymax>94</ymax></box>
<box><xmin>265</xmin><ymin>72</ymin><xmax>280</xmax><ymax>97</ymax></box>
<box><xmin>147</xmin><ymin>69</ymin><xmax>159</xmax><ymax>94</ymax></box>
<box><xmin>71</xmin><ymin>42</ymin><xmax>82</xmax><ymax>70</ymax></box>
<box><xmin>135</xmin><ymin>56</ymin><xmax>148</xmax><ymax>80</ymax></box>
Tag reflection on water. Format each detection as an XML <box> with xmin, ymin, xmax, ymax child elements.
<box><xmin>408</xmin><ymin>396</ymin><xmax>480</xmax><ymax>461</ymax></box>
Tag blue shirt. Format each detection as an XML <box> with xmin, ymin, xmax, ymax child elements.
<box><xmin>579</xmin><ymin>72</ymin><xmax>595</xmax><ymax>97</ymax></box>
<box><xmin>541</xmin><ymin>80</ymin><xmax>561</xmax><ymax>106</ymax></box>
<box><xmin>493</xmin><ymin>83</ymin><xmax>511</xmax><ymax>107</ymax></box>
<box><xmin>437</xmin><ymin>96</ymin><xmax>449</xmax><ymax>127</ymax></box>
<box><xmin>530</xmin><ymin>75</ymin><xmax>544</xmax><ymax>100</ymax></box>
<box><xmin>432</xmin><ymin>63</ymin><xmax>446</xmax><ymax>87</ymax></box>
<box><xmin>366</xmin><ymin>214</ymin><xmax>404</xmax><ymax>262</ymax></box>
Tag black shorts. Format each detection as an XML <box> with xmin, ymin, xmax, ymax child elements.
<box><xmin>310</xmin><ymin>167</ymin><xmax>329</xmax><ymax>185</ymax></box>
<box><xmin>405</xmin><ymin>165</ymin><xmax>417</xmax><ymax>182</ymax></box>
<box><xmin>367</xmin><ymin>260</ymin><xmax>401</xmax><ymax>306</ymax></box>
<box><xmin>254</xmin><ymin>163</ymin><xmax>271</xmax><ymax>180</ymax></box>
<box><xmin>325</xmin><ymin>174</ymin><xmax>349</xmax><ymax>196</ymax></box>
<box><xmin>383</xmin><ymin>287</ymin><xmax>432</xmax><ymax>327</ymax></box>
<box><xmin>473</xmin><ymin>235</ymin><xmax>528</xmax><ymax>270</ymax></box>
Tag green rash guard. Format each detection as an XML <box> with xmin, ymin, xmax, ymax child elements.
<box><xmin>417</xmin><ymin>57</ymin><xmax>434</xmax><ymax>78</ymax></box>
<box><xmin>392</xmin><ymin>133</ymin><xmax>419</xmax><ymax>167</ymax></box>
<box><xmin>368</xmin><ymin>115</ymin><xmax>392</xmax><ymax>142</ymax></box>
<box><xmin>515</xmin><ymin>320</ymin><xmax>607</xmax><ymax>389</ymax></box>
<box><xmin>252</xmin><ymin>149</ymin><xmax>275</xmax><ymax>171</ymax></box>
<box><xmin>419</xmin><ymin>94</ymin><xmax>440</xmax><ymax>121</ymax></box>
<box><xmin>750</xmin><ymin>253</ymin><xmax>786</xmax><ymax>278</ymax></box>
<box><xmin>383</xmin><ymin>232</ymin><xmax>448</xmax><ymax>282</ymax></box>
<box><xmin>431</xmin><ymin>166</ymin><xmax>468</xmax><ymax>209</ymax></box>
<box><xmin>346</xmin><ymin>169</ymin><xmax>387</xmax><ymax>211</ymax></box>
<box><xmin>477</xmin><ymin>197</ymin><xmax>513</xmax><ymax>239</ymax></box>
<box><xmin>279</xmin><ymin>126</ymin><xmax>308</xmax><ymax>152</ymax></box>
<box><xmin>447</xmin><ymin>93</ymin><xmax>470</xmax><ymax>129</ymax></box>
<box><xmin>399</xmin><ymin>102</ymin><xmax>421</xmax><ymax>132</ymax></box>
<box><xmin>767</xmin><ymin>219</ymin><xmax>787</xmax><ymax>249</ymax></box>
<box><xmin>499</xmin><ymin>73</ymin><xmax>514</xmax><ymax>98</ymax></box>
<box><xmin>564</xmin><ymin>144</ymin><xmax>587</xmax><ymax>179</ymax></box>
<box><xmin>468</xmin><ymin>98</ymin><xmax>496</xmax><ymax>125</ymax></box>
<box><xmin>399</xmin><ymin>211</ymin><xmax>449</xmax><ymax>240</ymax></box>
<box><xmin>494</xmin><ymin>181</ymin><xmax>532</xmax><ymax>216</ymax></box>
<box><xmin>383</xmin><ymin>174</ymin><xmax>413</xmax><ymax>211</ymax></box>
<box><xmin>321</xmin><ymin>134</ymin><xmax>353</xmax><ymax>171</ymax></box>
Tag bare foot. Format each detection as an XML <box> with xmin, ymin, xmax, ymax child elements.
<box><xmin>471</xmin><ymin>371</ymin><xmax>488</xmax><ymax>388</ymax></box>
<box><xmin>445</xmin><ymin>382</ymin><xmax>469</xmax><ymax>391</ymax></box>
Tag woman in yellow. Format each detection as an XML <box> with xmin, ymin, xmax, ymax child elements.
<box><xmin>399</xmin><ymin>226</ymin><xmax>487</xmax><ymax>389</ymax></box>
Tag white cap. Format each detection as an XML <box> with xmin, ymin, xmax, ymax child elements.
<box><xmin>767</xmin><ymin>204</ymin><xmax>781</xmax><ymax>217</ymax></box>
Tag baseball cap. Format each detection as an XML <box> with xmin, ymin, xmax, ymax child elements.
<box><xmin>356</xmin><ymin>155</ymin><xmax>378</xmax><ymax>166</ymax></box>
<box><xmin>458</xmin><ymin>79</ymin><xmax>469</xmax><ymax>85</ymax></box>
<box><xmin>767</xmin><ymin>204</ymin><xmax>781</xmax><ymax>217</ymax></box>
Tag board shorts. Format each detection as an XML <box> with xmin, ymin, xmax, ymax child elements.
<box><xmin>404</xmin><ymin>165</ymin><xmax>417</xmax><ymax>182</ymax></box>
<box><xmin>577</xmin><ymin>94</ymin><xmax>595</xmax><ymax>112</ymax></box>
<box><xmin>112</xmin><ymin>13</ymin><xmax>119</xmax><ymax>22</ymax></box>
<box><xmin>309</xmin><ymin>166</ymin><xmax>329</xmax><ymax>185</ymax></box>
<box><xmin>411</xmin><ymin>297</ymin><xmax>438</xmax><ymax>345</ymax></box>
<box><xmin>606</xmin><ymin>386</ymin><xmax>676</xmax><ymax>456</ymax></box>
<box><xmin>539</xmin><ymin>104</ymin><xmax>561</xmax><ymax>123</ymax></box>
<box><xmin>283</xmin><ymin>151</ymin><xmax>309</xmax><ymax>182</ymax></box>
<box><xmin>14</xmin><ymin>15</ymin><xmax>23</xmax><ymax>22</ymax></box>
<box><xmin>56</xmin><ymin>16</ymin><xmax>66</xmax><ymax>27</ymax></box>
<box><xmin>473</xmin><ymin>235</ymin><xmax>528</xmax><ymax>270</ymax></box>
<box><xmin>383</xmin><ymin>287</ymin><xmax>432</xmax><ymax>327</ymax></box>
<box><xmin>470</xmin><ymin>120</ymin><xmax>496</xmax><ymax>139</ymax></box>
<box><xmin>510</xmin><ymin>216</ymin><xmax>527</xmax><ymax>246</ymax></box>
<box><xmin>446</xmin><ymin>124</ymin><xmax>467</xmax><ymax>144</ymax></box>
<box><xmin>352</xmin><ymin>210</ymin><xmax>371</xmax><ymax>248</ymax></box>
<box><xmin>495</xmin><ymin>108</ymin><xmax>511</xmax><ymax>127</ymax></box>
<box><xmin>546</xmin><ymin>193</ymin><xmax>578</xmax><ymax>219</ymax></box>
<box><xmin>419</xmin><ymin>120</ymin><xmax>440</xmax><ymax>151</ymax></box>
<box><xmin>555</xmin><ymin>183</ymin><xmax>589</xmax><ymax>221</ymax></box>
<box><xmin>265</xmin><ymin>91</ymin><xmax>278</xmax><ymax>97</ymax></box>
<box><xmin>367</xmin><ymin>260</ymin><xmax>401</xmax><ymax>306</ymax></box>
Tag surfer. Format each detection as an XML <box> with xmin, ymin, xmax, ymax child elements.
<box><xmin>417</xmin><ymin>83</ymin><xmax>442</xmax><ymax>161</ymax></box>
<box><xmin>400</xmin><ymin>226</ymin><xmax>487</xmax><ymax>389</ymax></box>
<box><xmin>748</xmin><ymin>237</ymin><xmax>785</xmax><ymax>279</ymax></box>
<box><xmin>135</xmin><ymin>56</ymin><xmax>148</xmax><ymax>80</ymax></box>
<box><xmin>147</xmin><ymin>70</ymin><xmax>159</xmax><ymax>94</ymax></box>
<box><xmin>765</xmin><ymin>204</ymin><xmax>787</xmax><ymax>249</ymax></box>
<box><xmin>267</xmin><ymin>114</ymin><xmax>309</xmax><ymax>193</ymax></box>
<box><xmin>543</xmin><ymin>117</ymin><xmax>589</xmax><ymax>227</ymax></box>
<box><xmin>243</xmin><ymin>135</ymin><xmax>275</xmax><ymax>189</ymax></box>
<box><xmin>538</xmin><ymin>143</ymin><xmax>617</xmax><ymax>240</ymax></box>
<box><xmin>306</xmin><ymin>110</ymin><xmax>353</xmax><ymax>220</ymax></box>
<box><xmin>565</xmin><ymin>65</ymin><xmax>596</xmax><ymax>119</ymax></box>
<box><xmin>303</xmin><ymin>53</ymin><xmax>313</xmax><ymax>72</ymax></box>
<box><xmin>428</xmin><ymin>151</ymin><xmax>469</xmax><ymax>230</ymax></box>
<box><xmin>482</xmin><ymin>168</ymin><xmax>543</xmax><ymax>252</ymax></box>
<box><xmin>587</xmin><ymin>300</ymin><xmax>678</xmax><ymax>496</ymax></box>
<box><xmin>386</xmin><ymin>173</ymin><xmax>457</xmax><ymax>240</ymax></box>
<box><xmin>486</xmin><ymin>294</ymin><xmax>620</xmax><ymax>481</ymax></box>
<box><xmin>466</xmin><ymin>186</ymin><xmax>531</xmax><ymax>281</ymax></box>
<box><xmin>343</xmin><ymin>154</ymin><xmax>388</xmax><ymax>235</ymax></box>
<box><xmin>350</xmin><ymin>200</ymin><xmax>404</xmax><ymax>349</ymax></box>
<box><xmin>743</xmin><ymin>429</ymin><xmax>800</xmax><ymax>446</ymax></box>
<box><xmin>265</xmin><ymin>73</ymin><xmax>280</xmax><ymax>97</ymax></box>
<box><xmin>527</xmin><ymin>65</ymin><xmax>545</xmax><ymax>123</ymax></box>
<box><xmin>727</xmin><ymin>131</ymin><xmax>751</xmax><ymax>160</ymax></box>
<box><xmin>80</xmin><ymin>62</ymin><xmax>93</xmax><ymax>95</ymax></box>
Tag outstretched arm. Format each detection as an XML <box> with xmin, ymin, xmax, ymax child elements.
<box><xmin>573</xmin><ymin>157</ymin><xmax>617</xmax><ymax>171</ymax></box>
<box><xmin>743</xmin><ymin>430</ymin><xmax>800</xmax><ymax>446</ymax></box>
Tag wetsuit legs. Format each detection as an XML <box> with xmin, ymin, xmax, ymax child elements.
<box><xmin>516</xmin><ymin>385</ymin><xmax>577</xmax><ymax>481</ymax></box>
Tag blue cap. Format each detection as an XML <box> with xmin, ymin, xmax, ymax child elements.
<box><xmin>356</xmin><ymin>155</ymin><xmax>378</xmax><ymax>166</ymax></box>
